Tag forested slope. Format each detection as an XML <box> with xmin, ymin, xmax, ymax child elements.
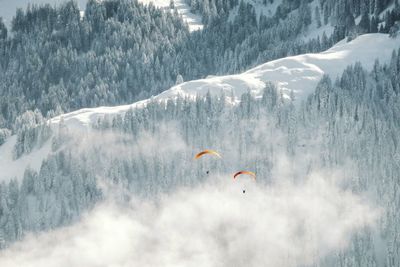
<box><xmin>1</xmin><ymin>0</ymin><xmax>399</xmax><ymax>130</ymax></box>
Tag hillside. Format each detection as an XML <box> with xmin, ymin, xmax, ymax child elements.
<box><xmin>0</xmin><ymin>33</ymin><xmax>398</xmax><ymax>183</ymax></box>
<box><xmin>2</xmin><ymin>0</ymin><xmax>399</xmax><ymax>130</ymax></box>
<box><xmin>139</xmin><ymin>0</ymin><xmax>204</xmax><ymax>31</ymax></box>
<box><xmin>0</xmin><ymin>0</ymin><xmax>203</xmax><ymax>31</ymax></box>
<box><xmin>2</xmin><ymin>0</ymin><xmax>400</xmax><ymax>265</ymax></box>
<box><xmin>51</xmin><ymin>33</ymin><xmax>400</xmax><ymax>127</ymax></box>
<box><xmin>0</xmin><ymin>0</ymin><xmax>87</xmax><ymax>26</ymax></box>
<box><xmin>0</xmin><ymin>40</ymin><xmax>400</xmax><ymax>265</ymax></box>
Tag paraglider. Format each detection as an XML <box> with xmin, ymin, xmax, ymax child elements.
<box><xmin>194</xmin><ymin>149</ymin><xmax>221</xmax><ymax>175</ymax></box>
<box><xmin>233</xmin><ymin>171</ymin><xmax>256</xmax><ymax>193</ymax></box>
<box><xmin>194</xmin><ymin>150</ymin><xmax>222</xmax><ymax>159</ymax></box>
<box><xmin>233</xmin><ymin>171</ymin><xmax>256</xmax><ymax>179</ymax></box>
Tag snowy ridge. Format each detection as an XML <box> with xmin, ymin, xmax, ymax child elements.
<box><xmin>51</xmin><ymin>33</ymin><xmax>400</xmax><ymax>128</ymax></box>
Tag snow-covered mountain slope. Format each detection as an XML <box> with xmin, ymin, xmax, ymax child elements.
<box><xmin>51</xmin><ymin>33</ymin><xmax>400</xmax><ymax>127</ymax></box>
<box><xmin>0</xmin><ymin>33</ymin><xmax>399</xmax><ymax>182</ymax></box>
<box><xmin>0</xmin><ymin>136</ymin><xmax>52</xmax><ymax>182</ymax></box>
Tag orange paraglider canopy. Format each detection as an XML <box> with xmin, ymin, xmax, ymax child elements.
<box><xmin>194</xmin><ymin>150</ymin><xmax>222</xmax><ymax>159</ymax></box>
<box><xmin>233</xmin><ymin>171</ymin><xmax>256</xmax><ymax>179</ymax></box>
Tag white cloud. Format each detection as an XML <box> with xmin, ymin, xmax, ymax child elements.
<box><xmin>0</xmin><ymin>172</ymin><xmax>378</xmax><ymax>267</ymax></box>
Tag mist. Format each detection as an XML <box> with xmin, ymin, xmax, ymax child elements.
<box><xmin>0</xmin><ymin>98</ymin><xmax>383</xmax><ymax>266</ymax></box>
<box><xmin>0</xmin><ymin>171</ymin><xmax>378</xmax><ymax>267</ymax></box>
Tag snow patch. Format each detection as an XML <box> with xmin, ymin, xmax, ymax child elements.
<box><xmin>139</xmin><ymin>0</ymin><xmax>204</xmax><ymax>31</ymax></box>
<box><xmin>0</xmin><ymin>136</ymin><xmax>52</xmax><ymax>182</ymax></box>
<box><xmin>379</xmin><ymin>1</ymin><xmax>396</xmax><ymax>19</ymax></box>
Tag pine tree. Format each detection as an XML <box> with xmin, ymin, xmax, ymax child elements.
<box><xmin>315</xmin><ymin>6</ymin><xmax>322</xmax><ymax>28</ymax></box>
<box><xmin>176</xmin><ymin>74</ymin><xmax>184</xmax><ymax>84</ymax></box>
<box><xmin>358</xmin><ymin>10</ymin><xmax>370</xmax><ymax>33</ymax></box>
<box><xmin>370</xmin><ymin>16</ymin><xmax>378</xmax><ymax>33</ymax></box>
<box><xmin>0</xmin><ymin>18</ymin><xmax>7</xmax><ymax>40</ymax></box>
<box><xmin>323</xmin><ymin>3</ymin><xmax>329</xmax><ymax>25</ymax></box>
